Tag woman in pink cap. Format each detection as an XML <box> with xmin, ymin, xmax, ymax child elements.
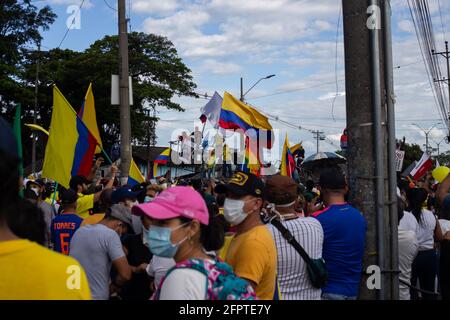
<box><xmin>132</xmin><ymin>186</ymin><xmax>255</xmax><ymax>300</ymax></box>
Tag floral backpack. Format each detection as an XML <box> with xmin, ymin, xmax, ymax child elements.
<box><xmin>152</xmin><ymin>258</ymin><xmax>257</xmax><ymax>300</ymax></box>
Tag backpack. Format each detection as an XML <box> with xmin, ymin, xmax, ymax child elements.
<box><xmin>152</xmin><ymin>258</ymin><xmax>257</xmax><ymax>300</ymax></box>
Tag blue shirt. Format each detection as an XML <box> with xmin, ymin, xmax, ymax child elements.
<box><xmin>312</xmin><ymin>203</ymin><xmax>367</xmax><ymax>297</ymax></box>
<box><xmin>51</xmin><ymin>213</ymin><xmax>83</xmax><ymax>255</ymax></box>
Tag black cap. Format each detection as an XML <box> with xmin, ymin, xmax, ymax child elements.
<box><xmin>111</xmin><ymin>186</ymin><xmax>140</xmax><ymax>204</ymax></box>
<box><xmin>60</xmin><ymin>189</ymin><xmax>78</xmax><ymax>204</ymax></box>
<box><xmin>319</xmin><ymin>168</ymin><xmax>346</xmax><ymax>190</ymax></box>
<box><xmin>215</xmin><ymin>171</ymin><xmax>265</xmax><ymax>198</ymax></box>
<box><xmin>26</xmin><ymin>179</ymin><xmax>45</xmax><ymax>188</ymax></box>
<box><xmin>69</xmin><ymin>175</ymin><xmax>92</xmax><ymax>191</ymax></box>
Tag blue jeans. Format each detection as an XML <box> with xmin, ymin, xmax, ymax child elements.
<box><xmin>321</xmin><ymin>293</ymin><xmax>357</xmax><ymax>300</ymax></box>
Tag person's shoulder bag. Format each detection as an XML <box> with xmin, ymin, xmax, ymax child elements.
<box><xmin>270</xmin><ymin>218</ymin><xmax>328</xmax><ymax>289</ymax></box>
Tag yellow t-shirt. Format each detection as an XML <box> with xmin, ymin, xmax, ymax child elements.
<box><xmin>225</xmin><ymin>225</ymin><xmax>277</xmax><ymax>300</ymax></box>
<box><xmin>0</xmin><ymin>239</ymin><xmax>91</xmax><ymax>300</ymax></box>
<box><xmin>76</xmin><ymin>193</ymin><xmax>94</xmax><ymax>219</ymax></box>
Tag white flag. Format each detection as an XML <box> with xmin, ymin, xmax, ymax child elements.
<box><xmin>200</xmin><ymin>91</ymin><xmax>222</xmax><ymax>129</ymax></box>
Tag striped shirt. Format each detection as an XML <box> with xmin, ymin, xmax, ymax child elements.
<box><xmin>268</xmin><ymin>217</ymin><xmax>324</xmax><ymax>300</ymax></box>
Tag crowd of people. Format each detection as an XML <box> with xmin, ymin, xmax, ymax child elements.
<box><xmin>1</xmin><ymin>116</ymin><xmax>450</xmax><ymax>301</ymax></box>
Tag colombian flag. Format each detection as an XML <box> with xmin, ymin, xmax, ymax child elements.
<box><xmin>128</xmin><ymin>158</ymin><xmax>145</xmax><ymax>186</ymax></box>
<box><xmin>281</xmin><ymin>134</ymin><xmax>295</xmax><ymax>177</ymax></box>
<box><xmin>152</xmin><ymin>148</ymin><xmax>170</xmax><ymax>179</ymax></box>
<box><xmin>154</xmin><ymin>148</ymin><xmax>170</xmax><ymax>164</ymax></box>
<box><xmin>219</xmin><ymin>92</ymin><xmax>273</xmax><ymax>149</ymax></box>
<box><xmin>78</xmin><ymin>83</ymin><xmax>102</xmax><ymax>154</ymax></box>
<box><xmin>42</xmin><ymin>86</ymin><xmax>97</xmax><ymax>188</ymax></box>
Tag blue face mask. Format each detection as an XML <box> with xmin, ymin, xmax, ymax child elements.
<box><xmin>145</xmin><ymin>223</ymin><xmax>189</xmax><ymax>258</ymax></box>
<box><xmin>144</xmin><ymin>196</ymin><xmax>154</xmax><ymax>203</ymax></box>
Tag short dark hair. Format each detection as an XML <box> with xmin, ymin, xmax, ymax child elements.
<box><xmin>319</xmin><ymin>167</ymin><xmax>346</xmax><ymax>190</ymax></box>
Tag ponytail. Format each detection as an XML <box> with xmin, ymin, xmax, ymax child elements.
<box><xmin>406</xmin><ymin>188</ymin><xmax>427</xmax><ymax>224</ymax></box>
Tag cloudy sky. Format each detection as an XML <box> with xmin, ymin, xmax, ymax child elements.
<box><xmin>35</xmin><ymin>0</ymin><xmax>450</xmax><ymax>158</ymax></box>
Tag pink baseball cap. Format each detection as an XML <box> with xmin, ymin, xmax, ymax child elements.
<box><xmin>131</xmin><ymin>186</ymin><xmax>209</xmax><ymax>225</ymax></box>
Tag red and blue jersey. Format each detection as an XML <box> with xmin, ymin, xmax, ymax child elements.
<box><xmin>51</xmin><ymin>213</ymin><xmax>83</xmax><ymax>255</ymax></box>
<box><xmin>312</xmin><ymin>203</ymin><xmax>367</xmax><ymax>297</ymax></box>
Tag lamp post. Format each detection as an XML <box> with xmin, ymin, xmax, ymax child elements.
<box><xmin>432</xmin><ymin>136</ymin><xmax>446</xmax><ymax>157</ymax></box>
<box><xmin>240</xmin><ymin>74</ymin><xmax>276</xmax><ymax>102</ymax></box>
<box><xmin>411</xmin><ymin>122</ymin><xmax>441</xmax><ymax>155</ymax></box>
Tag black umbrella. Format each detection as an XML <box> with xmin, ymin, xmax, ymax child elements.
<box><xmin>301</xmin><ymin>152</ymin><xmax>347</xmax><ymax>170</ymax></box>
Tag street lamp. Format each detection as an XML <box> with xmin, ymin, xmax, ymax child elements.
<box><xmin>431</xmin><ymin>136</ymin><xmax>447</xmax><ymax>157</ymax></box>
<box><xmin>411</xmin><ymin>122</ymin><xmax>441</xmax><ymax>155</ymax></box>
<box><xmin>240</xmin><ymin>74</ymin><xmax>276</xmax><ymax>101</ymax></box>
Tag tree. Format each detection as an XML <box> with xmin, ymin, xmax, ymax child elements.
<box><xmin>397</xmin><ymin>137</ymin><xmax>423</xmax><ymax>172</ymax></box>
<box><xmin>18</xmin><ymin>32</ymin><xmax>198</xmax><ymax>167</ymax></box>
<box><xmin>436</xmin><ymin>150</ymin><xmax>450</xmax><ymax>167</ymax></box>
<box><xmin>0</xmin><ymin>0</ymin><xmax>56</xmax><ymax>117</ymax></box>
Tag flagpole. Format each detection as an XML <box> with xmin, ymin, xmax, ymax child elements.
<box><xmin>201</xmin><ymin>121</ymin><xmax>206</xmax><ymax>178</ymax></box>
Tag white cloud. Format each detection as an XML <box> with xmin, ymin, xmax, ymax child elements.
<box><xmin>397</xmin><ymin>19</ymin><xmax>414</xmax><ymax>33</ymax></box>
<box><xmin>131</xmin><ymin>0</ymin><xmax>178</xmax><ymax>14</ymax></box>
<box><xmin>200</xmin><ymin>59</ymin><xmax>242</xmax><ymax>75</ymax></box>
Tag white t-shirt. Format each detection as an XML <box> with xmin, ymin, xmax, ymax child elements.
<box><xmin>398</xmin><ymin>229</ymin><xmax>419</xmax><ymax>300</ymax></box>
<box><xmin>416</xmin><ymin>209</ymin><xmax>437</xmax><ymax>250</ymax></box>
<box><xmin>146</xmin><ymin>256</ymin><xmax>176</xmax><ymax>289</ymax></box>
<box><xmin>399</xmin><ymin>211</ymin><xmax>419</xmax><ymax>236</ymax></box>
<box><xmin>158</xmin><ymin>268</ymin><xmax>207</xmax><ymax>300</ymax></box>
<box><xmin>268</xmin><ymin>217</ymin><xmax>324</xmax><ymax>300</ymax></box>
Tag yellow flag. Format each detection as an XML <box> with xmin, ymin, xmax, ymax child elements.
<box><xmin>128</xmin><ymin>158</ymin><xmax>145</xmax><ymax>186</ymax></box>
<box><xmin>80</xmin><ymin>83</ymin><xmax>102</xmax><ymax>153</ymax></box>
<box><xmin>42</xmin><ymin>86</ymin><xmax>79</xmax><ymax>188</ymax></box>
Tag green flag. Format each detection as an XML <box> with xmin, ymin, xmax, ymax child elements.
<box><xmin>13</xmin><ymin>104</ymin><xmax>23</xmax><ymax>196</ymax></box>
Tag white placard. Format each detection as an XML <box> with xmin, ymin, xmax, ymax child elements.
<box><xmin>395</xmin><ymin>150</ymin><xmax>405</xmax><ymax>172</ymax></box>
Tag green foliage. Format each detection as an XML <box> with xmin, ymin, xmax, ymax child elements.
<box><xmin>397</xmin><ymin>137</ymin><xmax>423</xmax><ymax>171</ymax></box>
<box><xmin>0</xmin><ymin>0</ymin><xmax>56</xmax><ymax>118</ymax></box>
<box><xmin>1</xmin><ymin>14</ymin><xmax>198</xmax><ymax>168</ymax></box>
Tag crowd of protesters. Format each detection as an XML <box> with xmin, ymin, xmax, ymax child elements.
<box><xmin>1</xmin><ymin>116</ymin><xmax>450</xmax><ymax>300</ymax></box>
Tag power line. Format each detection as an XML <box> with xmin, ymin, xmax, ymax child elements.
<box><xmin>57</xmin><ymin>0</ymin><xmax>85</xmax><ymax>48</ymax></box>
<box><xmin>103</xmin><ymin>0</ymin><xmax>117</xmax><ymax>11</ymax></box>
<box><xmin>437</xmin><ymin>0</ymin><xmax>447</xmax><ymax>42</ymax></box>
<box><xmin>408</xmin><ymin>0</ymin><xmax>449</xmax><ymax>132</ymax></box>
<box><xmin>247</xmin><ymin>79</ymin><xmax>345</xmax><ymax>100</ymax></box>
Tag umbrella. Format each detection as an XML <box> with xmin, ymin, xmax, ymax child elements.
<box><xmin>301</xmin><ymin>152</ymin><xmax>346</xmax><ymax>170</ymax></box>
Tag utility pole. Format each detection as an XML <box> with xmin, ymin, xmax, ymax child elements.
<box><xmin>32</xmin><ymin>43</ymin><xmax>40</xmax><ymax>176</ymax></box>
<box><xmin>240</xmin><ymin>77</ymin><xmax>244</xmax><ymax>102</ymax></box>
<box><xmin>312</xmin><ymin>130</ymin><xmax>325</xmax><ymax>153</ymax></box>
<box><xmin>432</xmin><ymin>41</ymin><xmax>450</xmax><ymax>139</ymax></box>
<box><xmin>342</xmin><ymin>0</ymin><xmax>392</xmax><ymax>300</ymax></box>
<box><xmin>118</xmin><ymin>0</ymin><xmax>131</xmax><ymax>184</ymax></box>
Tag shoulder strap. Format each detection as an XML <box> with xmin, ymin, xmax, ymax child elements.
<box><xmin>270</xmin><ymin>219</ymin><xmax>311</xmax><ymax>264</ymax></box>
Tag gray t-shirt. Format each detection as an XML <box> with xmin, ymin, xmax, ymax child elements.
<box><xmin>38</xmin><ymin>201</ymin><xmax>56</xmax><ymax>248</ymax></box>
<box><xmin>70</xmin><ymin>224</ymin><xmax>125</xmax><ymax>300</ymax></box>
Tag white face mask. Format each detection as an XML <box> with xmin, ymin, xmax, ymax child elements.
<box><xmin>223</xmin><ymin>198</ymin><xmax>255</xmax><ymax>226</ymax></box>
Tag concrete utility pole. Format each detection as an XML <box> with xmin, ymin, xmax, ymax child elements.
<box><xmin>342</xmin><ymin>0</ymin><xmax>394</xmax><ymax>300</ymax></box>
<box><xmin>32</xmin><ymin>43</ymin><xmax>40</xmax><ymax>175</ymax></box>
<box><xmin>312</xmin><ymin>130</ymin><xmax>325</xmax><ymax>153</ymax></box>
<box><xmin>118</xmin><ymin>0</ymin><xmax>131</xmax><ymax>184</ymax></box>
